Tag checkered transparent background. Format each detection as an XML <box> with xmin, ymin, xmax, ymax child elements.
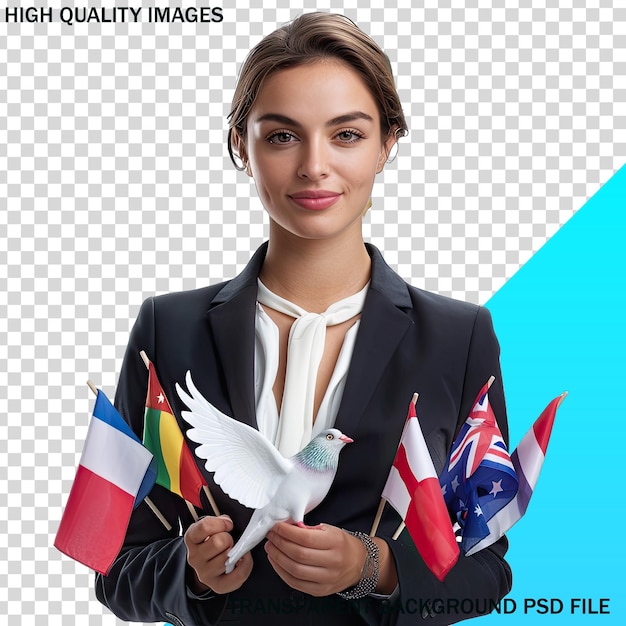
<box><xmin>1</xmin><ymin>1</ymin><xmax>624</xmax><ymax>624</ymax></box>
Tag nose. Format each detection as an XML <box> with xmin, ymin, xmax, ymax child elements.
<box><xmin>297</xmin><ymin>138</ymin><xmax>329</xmax><ymax>180</ymax></box>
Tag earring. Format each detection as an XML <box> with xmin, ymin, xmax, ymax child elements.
<box><xmin>231</xmin><ymin>152</ymin><xmax>247</xmax><ymax>172</ymax></box>
<box><xmin>386</xmin><ymin>142</ymin><xmax>399</xmax><ymax>163</ymax></box>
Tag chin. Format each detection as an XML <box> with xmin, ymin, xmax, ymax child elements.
<box><xmin>271</xmin><ymin>216</ymin><xmax>364</xmax><ymax>243</ymax></box>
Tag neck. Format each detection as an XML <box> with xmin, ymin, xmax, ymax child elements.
<box><xmin>259</xmin><ymin>223</ymin><xmax>371</xmax><ymax>313</ymax></box>
<box><xmin>293</xmin><ymin>440</ymin><xmax>340</xmax><ymax>472</ymax></box>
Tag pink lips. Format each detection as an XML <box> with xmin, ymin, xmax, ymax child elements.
<box><xmin>289</xmin><ymin>190</ymin><xmax>341</xmax><ymax>211</ymax></box>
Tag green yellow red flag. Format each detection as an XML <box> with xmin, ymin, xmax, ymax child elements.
<box><xmin>143</xmin><ymin>360</ymin><xmax>206</xmax><ymax>509</ymax></box>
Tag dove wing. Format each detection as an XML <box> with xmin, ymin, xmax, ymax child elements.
<box><xmin>176</xmin><ymin>371</ymin><xmax>293</xmax><ymax>509</ymax></box>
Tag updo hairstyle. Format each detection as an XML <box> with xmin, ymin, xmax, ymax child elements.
<box><xmin>227</xmin><ymin>12</ymin><xmax>408</xmax><ymax>170</ymax></box>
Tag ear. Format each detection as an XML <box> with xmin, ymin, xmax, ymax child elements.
<box><xmin>376</xmin><ymin>127</ymin><xmax>400</xmax><ymax>173</ymax></box>
<box><xmin>232</xmin><ymin>128</ymin><xmax>252</xmax><ymax>176</ymax></box>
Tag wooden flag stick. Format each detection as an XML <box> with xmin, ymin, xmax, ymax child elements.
<box><xmin>487</xmin><ymin>375</ymin><xmax>495</xmax><ymax>389</ymax></box>
<box><xmin>203</xmin><ymin>485</ymin><xmax>221</xmax><ymax>517</ymax></box>
<box><xmin>140</xmin><ymin>350</ymin><xmax>221</xmax><ymax>518</ymax></box>
<box><xmin>145</xmin><ymin>497</ymin><xmax>173</xmax><ymax>531</ymax></box>
<box><xmin>392</xmin><ymin>522</ymin><xmax>405</xmax><ymax>541</ymax></box>
<box><xmin>86</xmin><ymin>380</ymin><xmax>172</xmax><ymax>531</ymax></box>
<box><xmin>185</xmin><ymin>499</ymin><xmax>199</xmax><ymax>522</ymax></box>
<box><xmin>369</xmin><ymin>498</ymin><xmax>386</xmax><ymax>537</ymax></box>
<box><xmin>139</xmin><ymin>349</ymin><xmax>150</xmax><ymax>369</ymax></box>
<box><xmin>557</xmin><ymin>391</ymin><xmax>568</xmax><ymax>408</ymax></box>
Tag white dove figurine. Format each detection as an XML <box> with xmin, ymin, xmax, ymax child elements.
<box><xmin>176</xmin><ymin>371</ymin><xmax>353</xmax><ymax>574</ymax></box>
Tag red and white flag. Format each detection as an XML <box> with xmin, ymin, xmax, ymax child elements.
<box><xmin>382</xmin><ymin>398</ymin><xmax>459</xmax><ymax>581</ymax></box>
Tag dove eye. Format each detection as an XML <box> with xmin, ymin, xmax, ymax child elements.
<box><xmin>326</xmin><ymin>434</ymin><xmax>334</xmax><ymax>440</ymax></box>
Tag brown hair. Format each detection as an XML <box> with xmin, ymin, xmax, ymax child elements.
<box><xmin>227</xmin><ymin>12</ymin><xmax>408</xmax><ymax>170</ymax></box>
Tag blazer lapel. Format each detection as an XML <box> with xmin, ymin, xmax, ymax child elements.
<box><xmin>204</xmin><ymin>242</ymin><xmax>415</xmax><ymax>438</ymax></box>
<box><xmin>334</xmin><ymin>245</ymin><xmax>414</xmax><ymax>435</ymax></box>
<box><xmin>205</xmin><ymin>243</ymin><xmax>268</xmax><ymax>429</ymax></box>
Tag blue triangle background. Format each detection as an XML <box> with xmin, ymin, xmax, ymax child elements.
<box><xmin>480</xmin><ymin>164</ymin><xmax>626</xmax><ymax>623</ymax></box>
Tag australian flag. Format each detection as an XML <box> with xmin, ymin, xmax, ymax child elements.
<box><xmin>439</xmin><ymin>378</ymin><xmax>518</xmax><ymax>554</ymax></box>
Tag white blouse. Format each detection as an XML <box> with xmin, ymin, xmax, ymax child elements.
<box><xmin>254</xmin><ymin>280</ymin><xmax>369</xmax><ymax>457</ymax></box>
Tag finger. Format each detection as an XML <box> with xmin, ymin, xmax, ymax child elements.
<box><xmin>269</xmin><ymin>521</ymin><xmax>330</xmax><ymax>549</ymax></box>
<box><xmin>266</xmin><ymin>548</ymin><xmax>326</xmax><ymax>596</ymax></box>
<box><xmin>186</xmin><ymin>526</ymin><xmax>235</xmax><ymax>578</ymax></box>
<box><xmin>265</xmin><ymin>530</ymin><xmax>325</xmax><ymax>567</ymax></box>
<box><xmin>198</xmin><ymin>531</ymin><xmax>234</xmax><ymax>560</ymax></box>
<box><xmin>266</xmin><ymin>530</ymin><xmax>342</xmax><ymax>575</ymax></box>
<box><xmin>265</xmin><ymin>543</ymin><xmax>321</xmax><ymax>583</ymax></box>
<box><xmin>185</xmin><ymin>515</ymin><xmax>233</xmax><ymax>545</ymax></box>
<box><xmin>229</xmin><ymin>552</ymin><xmax>254</xmax><ymax>580</ymax></box>
<box><xmin>198</xmin><ymin>551</ymin><xmax>254</xmax><ymax>595</ymax></box>
<box><xmin>188</xmin><ymin>534</ymin><xmax>234</xmax><ymax>582</ymax></box>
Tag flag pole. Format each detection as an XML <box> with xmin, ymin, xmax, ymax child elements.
<box><xmin>185</xmin><ymin>500</ymin><xmax>199</xmax><ymax>522</ymax></box>
<box><xmin>369</xmin><ymin>499</ymin><xmax>386</xmax><ymax>537</ymax></box>
<box><xmin>388</xmin><ymin>393</ymin><xmax>420</xmax><ymax>540</ymax></box>
<box><xmin>139</xmin><ymin>349</ymin><xmax>150</xmax><ymax>369</ymax></box>
<box><xmin>557</xmin><ymin>391</ymin><xmax>568</xmax><ymax>408</ymax></box>
<box><xmin>139</xmin><ymin>351</ymin><xmax>221</xmax><ymax>518</ymax></box>
<box><xmin>144</xmin><ymin>497</ymin><xmax>173</xmax><ymax>530</ymax></box>
<box><xmin>202</xmin><ymin>485</ymin><xmax>221</xmax><ymax>518</ymax></box>
<box><xmin>86</xmin><ymin>380</ymin><xmax>172</xmax><ymax>531</ymax></box>
<box><xmin>392</xmin><ymin>522</ymin><xmax>405</xmax><ymax>541</ymax></box>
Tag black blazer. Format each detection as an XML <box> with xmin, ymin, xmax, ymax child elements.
<box><xmin>95</xmin><ymin>243</ymin><xmax>512</xmax><ymax>626</ymax></box>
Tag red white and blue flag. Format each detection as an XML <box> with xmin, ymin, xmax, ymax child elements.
<box><xmin>465</xmin><ymin>393</ymin><xmax>564</xmax><ymax>555</ymax></box>
<box><xmin>439</xmin><ymin>379</ymin><xmax>518</xmax><ymax>554</ymax></box>
<box><xmin>382</xmin><ymin>397</ymin><xmax>459</xmax><ymax>582</ymax></box>
<box><xmin>55</xmin><ymin>389</ymin><xmax>157</xmax><ymax>574</ymax></box>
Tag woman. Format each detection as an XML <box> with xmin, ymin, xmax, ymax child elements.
<box><xmin>95</xmin><ymin>12</ymin><xmax>512</xmax><ymax>625</ymax></box>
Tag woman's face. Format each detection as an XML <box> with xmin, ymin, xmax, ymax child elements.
<box><xmin>239</xmin><ymin>60</ymin><xmax>396</xmax><ymax>242</ymax></box>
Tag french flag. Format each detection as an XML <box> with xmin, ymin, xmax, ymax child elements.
<box><xmin>465</xmin><ymin>393</ymin><xmax>565</xmax><ymax>556</ymax></box>
<box><xmin>381</xmin><ymin>397</ymin><xmax>459</xmax><ymax>581</ymax></box>
<box><xmin>55</xmin><ymin>389</ymin><xmax>156</xmax><ymax>574</ymax></box>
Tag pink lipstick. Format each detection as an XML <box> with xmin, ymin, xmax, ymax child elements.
<box><xmin>289</xmin><ymin>190</ymin><xmax>341</xmax><ymax>211</ymax></box>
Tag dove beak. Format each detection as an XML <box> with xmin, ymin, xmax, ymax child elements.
<box><xmin>339</xmin><ymin>435</ymin><xmax>353</xmax><ymax>443</ymax></box>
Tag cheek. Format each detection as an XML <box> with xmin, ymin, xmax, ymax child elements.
<box><xmin>347</xmin><ymin>156</ymin><xmax>381</xmax><ymax>188</ymax></box>
<box><xmin>348</xmin><ymin>146</ymin><xmax>386</xmax><ymax>177</ymax></box>
<box><xmin>251</xmin><ymin>158</ymin><xmax>284</xmax><ymax>190</ymax></box>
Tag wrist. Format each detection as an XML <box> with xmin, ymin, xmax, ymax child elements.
<box><xmin>337</xmin><ymin>531</ymin><xmax>380</xmax><ymax>600</ymax></box>
<box><xmin>185</xmin><ymin>564</ymin><xmax>212</xmax><ymax>596</ymax></box>
<box><xmin>372</xmin><ymin>537</ymin><xmax>398</xmax><ymax>595</ymax></box>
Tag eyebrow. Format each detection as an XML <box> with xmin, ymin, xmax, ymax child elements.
<box><xmin>254</xmin><ymin>111</ymin><xmax>375</xmax><ymax>127</ymax></box>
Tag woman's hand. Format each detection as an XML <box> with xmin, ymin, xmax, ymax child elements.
<box><xmin>265</xmin><ymin>522</ymin><xmax>397</xmax><ymax>597</ymax></box>
<box><xmin>184</xmin><ymin>515</ymin><xmax>253</xmax><ymax>595</ymax></box>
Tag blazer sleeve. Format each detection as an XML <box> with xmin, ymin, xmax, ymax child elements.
<box><xmin>381</xmin><ymin>305</ymin><xmax>513</xmax><ymax>625</ymax></box>
<box><xmin>94</xmin><ymin>298</ymin><xmax>228</xmax><ymax>626</ymax></box>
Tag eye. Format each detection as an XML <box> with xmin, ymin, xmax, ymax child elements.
<box><xmin>326</xmin><ymin>433</ymin><xmax>334</xmax><ymax>440</ymax></box>
<box><xmin>335</xmin><ymin>129</ymin><xmax>365</xmax><ymax>143</ymax></box>
<box><xmin>266</xmin><ymin>130</ymin><xmax>297</xmax><ymax>144</ymax></box>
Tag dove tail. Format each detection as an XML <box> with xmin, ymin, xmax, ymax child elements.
<box><xmin>224</xmin><ymin>513</ymin><xmax>274</xmax><ymax>574</ymax></box>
